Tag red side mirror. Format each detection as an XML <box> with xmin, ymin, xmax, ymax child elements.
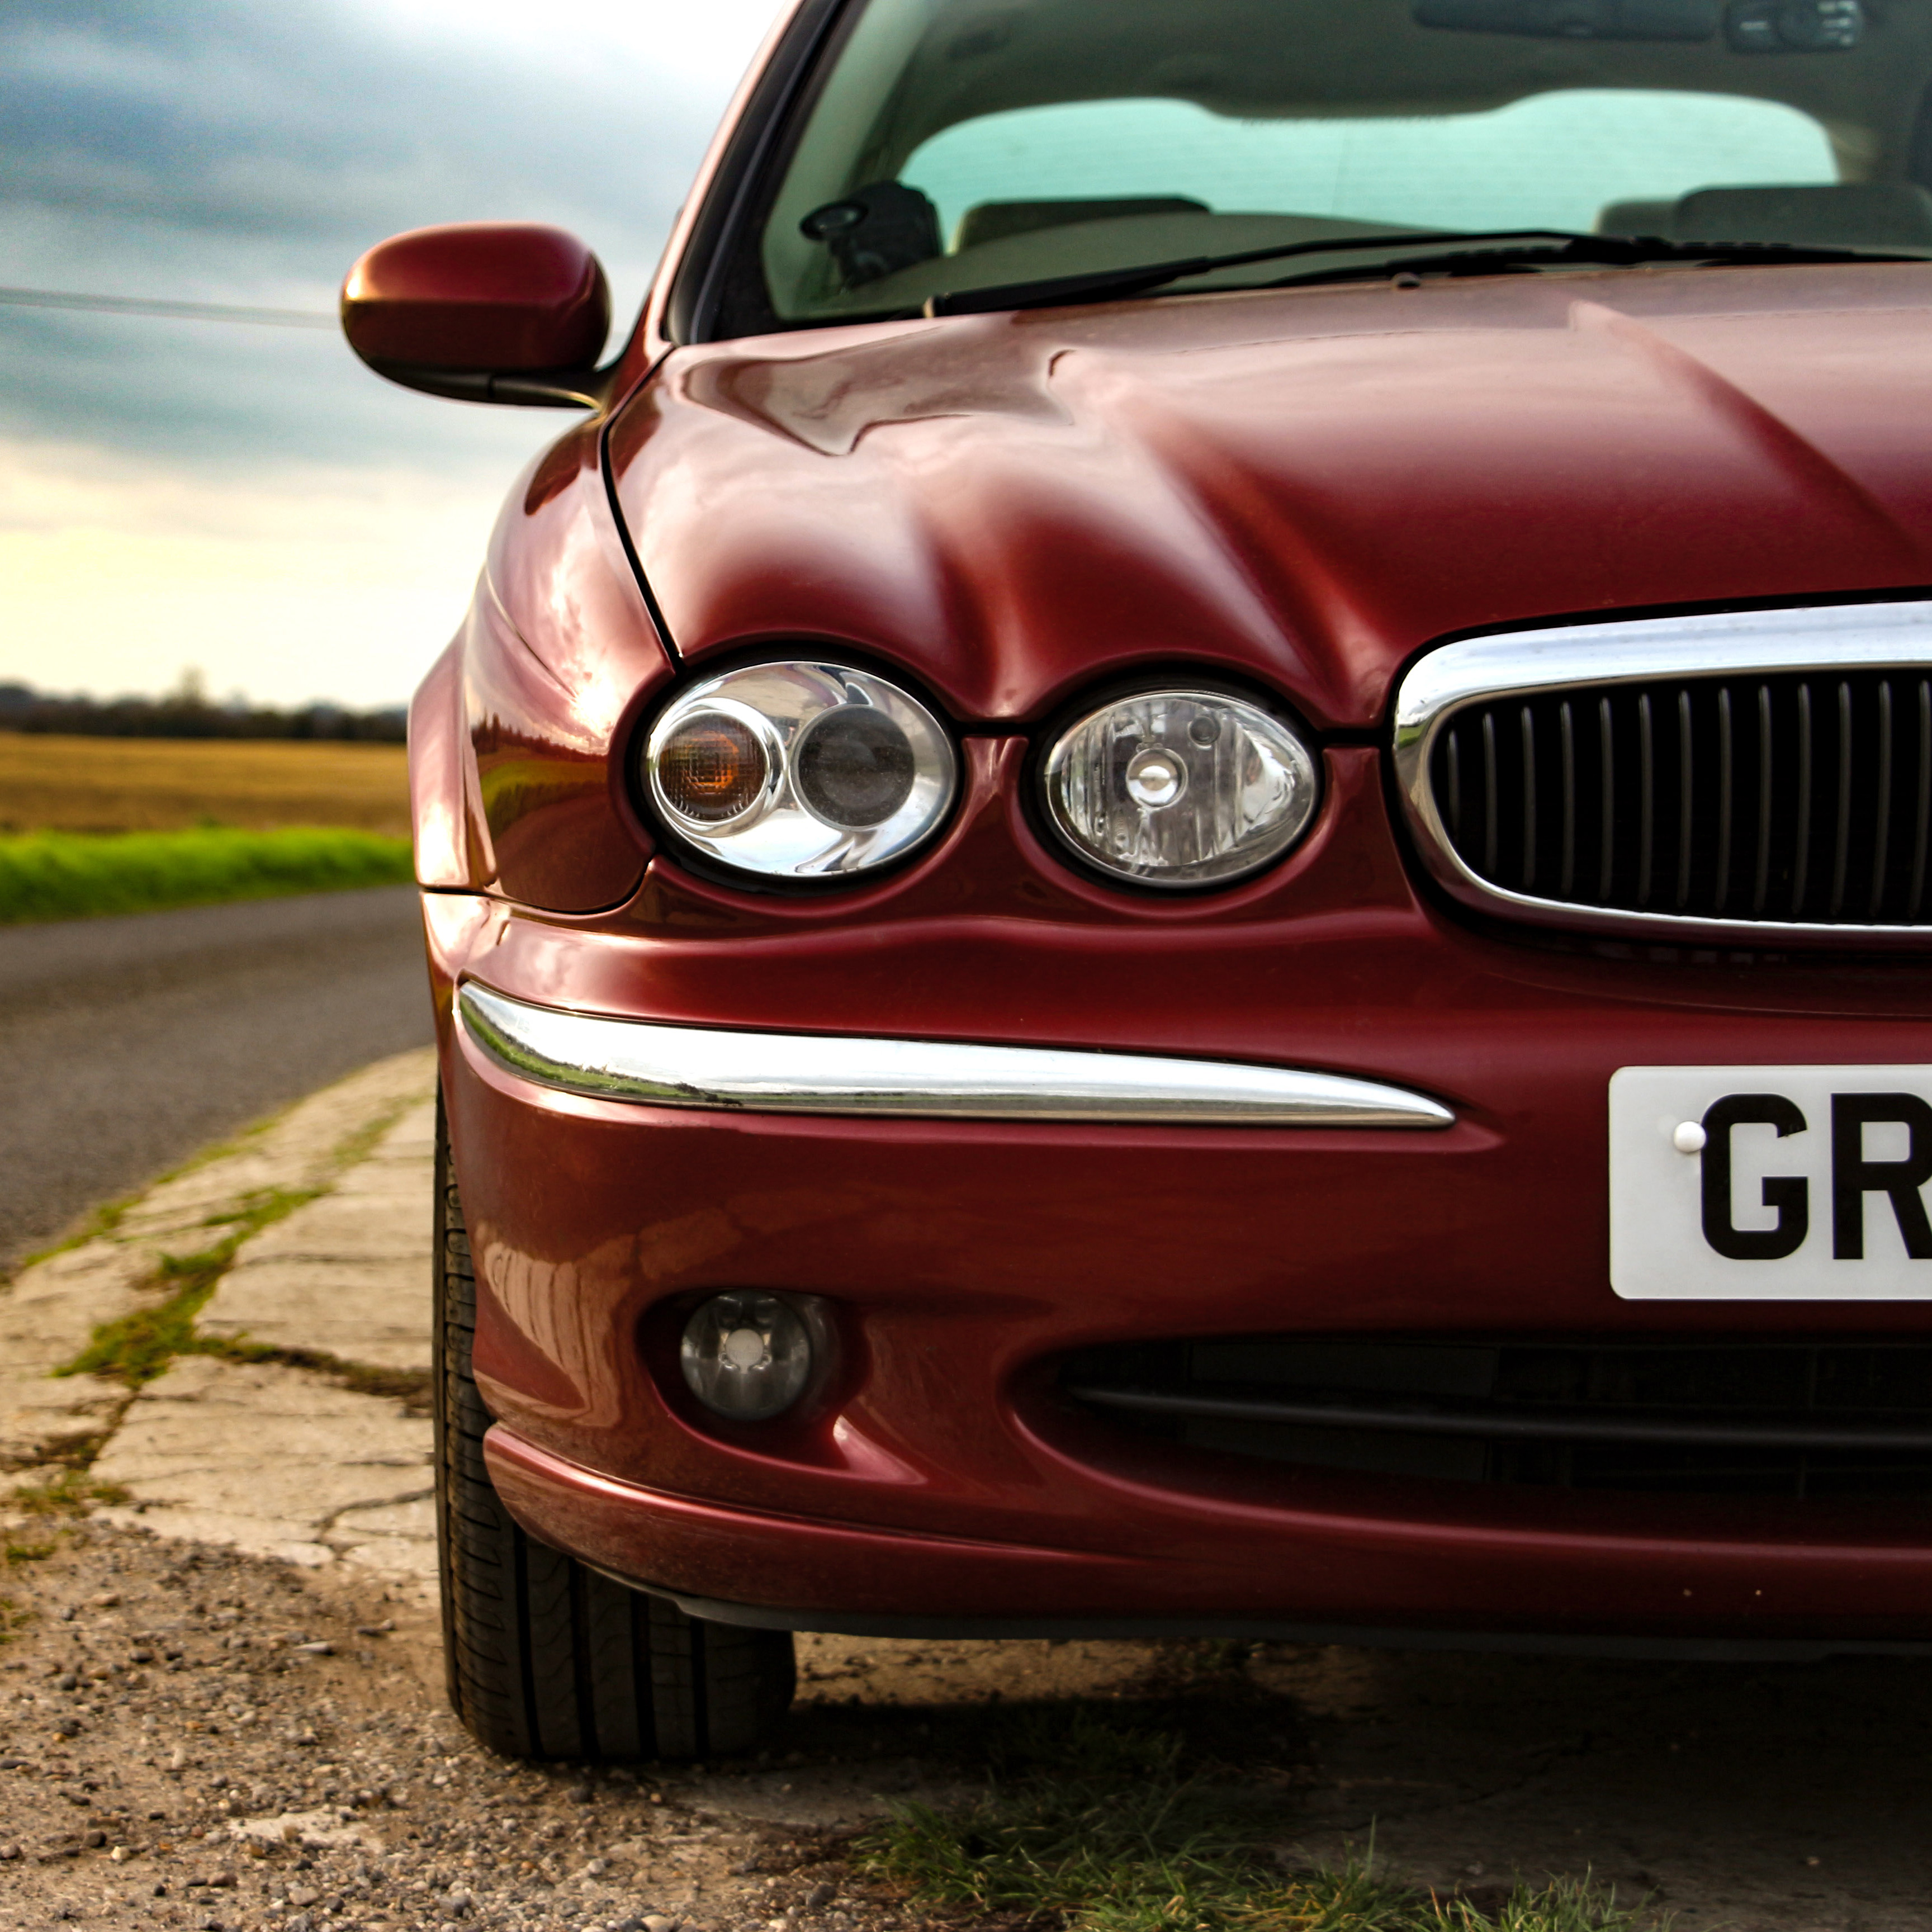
<box><xmin>340</xmin><ymin>223</ymin><xmax>612</xmax><ymax>408</ymax></box>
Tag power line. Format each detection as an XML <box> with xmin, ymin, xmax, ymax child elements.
<box><xmin>0</xmin><ymin>286</ymin><xmax>337</xmax><ymax>329</ymax></box>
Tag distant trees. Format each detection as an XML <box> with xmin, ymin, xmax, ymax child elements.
<box><xmin>0</xmin><ymin>675</ymin><xmax>406</xmax><ymax>744</ymax></box>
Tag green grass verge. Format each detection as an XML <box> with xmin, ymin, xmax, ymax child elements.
<box><xmin>861</xmin><ymin>1709</ymin><xmax>1656</xmax><ymax>1932</ymax></box>
<box><xmin>0</xmin><ymin>825</ymin><xmax>413</xmax><ymax>924</ymax></box>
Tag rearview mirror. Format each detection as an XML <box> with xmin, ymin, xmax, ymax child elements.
<box><xmin>340</xmin><ymin>222</ymin><xmax>612</xmax><ymax>409</ymax></box>
<box><xmin>1414</xmin><ymin>0</ymin><xmax>1717</xmax><ymax>37</ymax></box>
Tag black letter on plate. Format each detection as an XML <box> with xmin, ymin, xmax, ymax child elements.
<box><xmin>1831</xmin><ymin>1093</ymin><xmax>1932</xmax><ymax>1261</ymax></box>
<box><xmin>1701</xmin><ymin>1095</ymin><xmax>1808</xmax><ymax>1261</ymax></box>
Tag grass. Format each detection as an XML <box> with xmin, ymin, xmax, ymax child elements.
<box><xmin>0</xmin><ymin>731</ymin><xmax>409</xmax><ymax>836</ymax></box>
<box><xmin>1</xmin><ymin>1480</ymin><xmax>85</xmax><ymax>1650</ymax></box>
<box><xmin>6</xmin><ymin>1470</ymin><xmax>129</xmax><ymax>1518</ymax></box>
<box><xmin>0</xmin><ymin>824</ymin><xmax>413</xmax><ymax>924</ymax></box>
<box><xmin>56</xmin><ymin>1185</ymin><xmax>320</xmax><ymax>1387</ymax></box>
<box><xmin>860</xmin><ymin>1710</ymin><xmax>1657</xmax><ymax>1932</ymax></box>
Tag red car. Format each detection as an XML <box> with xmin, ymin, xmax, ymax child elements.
<box><xmin>345</xmin><ymin>0</ymin><xmax>1932</xmax><ymax>1761</ymax></box>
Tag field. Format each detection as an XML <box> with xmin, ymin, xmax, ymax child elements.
<box><xmin>0</xmin><ymin>732</ymin><xmax>415</xmax><ymax>924</ymax></box>
<box><xmin>0</xmin><ymin>732</ymin><xmax>410</xmax><ymax>836</ymax></box>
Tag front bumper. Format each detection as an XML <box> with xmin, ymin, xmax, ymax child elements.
<box><xmin>482</xmin><ymin>1426</ymin><xmax>1932</xmax><ymax>1656</ymax></box>
<box><xmin>431</xmin><ymin>870</ymin><xmax>1932</xmax><ymax>1649</ymax></box>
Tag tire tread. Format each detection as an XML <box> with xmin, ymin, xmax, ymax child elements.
<box><xmin>432</xmin><ymin>1092</ymin><xmax>793</xmax><ymax>1760</ymax></box>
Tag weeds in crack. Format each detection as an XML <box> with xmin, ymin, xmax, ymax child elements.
<box><xmin>196</xmin><ymin>1338</ymin><xmax>433</xmax><ymax>1413</ymax></box>
<box><xmin>54</xmin><ymin>1186</ymin><xmax>320</xmax><ymax>1388</ymax></box>
<box><xmin>6</xmin><ymin>1470</ymin><xmax>129</xmax><ymax>1517</ymax></box>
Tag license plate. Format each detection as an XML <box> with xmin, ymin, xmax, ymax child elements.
<box><xmin>1610</xmin><ymin>1065</ymin><xmax>1932</xmax><ymax>1300</ymax></box>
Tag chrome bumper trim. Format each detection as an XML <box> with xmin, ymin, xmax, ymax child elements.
<box><xmin>458</xmin><ymin>982</ymin><xmax>1454</xmax><ymax>1129</ymax></box>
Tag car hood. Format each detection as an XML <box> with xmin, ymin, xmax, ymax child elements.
<box><xmin>606</xmin><ymin>262</ymin><xmax>1932</xmax><ymax>730</ymax></box>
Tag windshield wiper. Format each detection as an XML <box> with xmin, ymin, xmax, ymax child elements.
<box><xmin>1265</xmin><ymin>231</ymin><xmax>1929</xmax><ymax>288</ymax></box>
<box><xmin>926</xmin><ymin>228</ymin><xmax>1926</xmax><ymax>318</ymax></box>
<box><xmin>927</xmin><ymin>228</ymin><xmax>1582</xmax><ymax>316</ymax></box>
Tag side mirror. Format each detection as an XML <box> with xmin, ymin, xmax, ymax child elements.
<box><xmin>340</xmin><ymin>222</ymin><xmax>613</xmax><ymax>409</ymax></box>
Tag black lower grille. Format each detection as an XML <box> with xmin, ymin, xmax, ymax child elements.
<box><xmin>1428</xmin><ymin>670</ymin><xmax>1932</xmax><ymax>927</ymax></box>
<box><xmin>1062</xmin><ymin>1337</ymin><xmax>1932</xmax><ymax>1498</ymax></box>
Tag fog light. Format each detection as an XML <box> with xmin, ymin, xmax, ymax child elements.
<box><xmin>680</xmin><ymin>1292</ymin><xmax>821</xmax><ymax>1420</ymax></box>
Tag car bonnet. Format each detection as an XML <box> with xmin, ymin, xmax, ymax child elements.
<box><xmin>605</xmin><ymin>261</ymin><xmax>1932</xmax><ymax>731</ymax></box>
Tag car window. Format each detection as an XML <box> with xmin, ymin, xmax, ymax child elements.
<box><xmin>752</xmin><ymin>0</ymin><xmax>1932</xmax><ymax>326</ymax></box>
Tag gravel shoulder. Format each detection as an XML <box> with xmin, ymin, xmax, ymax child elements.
<box><xmin>3</xmin><ymin>1056</ymin><xmax>1930</xmax><ymax>1932</ymax></box>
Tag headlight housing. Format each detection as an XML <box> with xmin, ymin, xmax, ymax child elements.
<box><xmin>643</xmin><ymin>661</ymin><xmax>957</xmax><ymax>881</ymax></box>
<box><xmin>1041</xmin><ymin>688</ymin><xmax>1320</xmax><ymax>888</ymax></box>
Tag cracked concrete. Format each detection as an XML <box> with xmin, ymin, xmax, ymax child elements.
<box><xmin>197</xmin><ymin>1096</ymin><xmax>436</xmax><ymax>1371</ymax></box>
<box><xmin>91</xmin><ymin>1353</ymin><xmax>433</xmax><ymax>1576</ymax></box>
<box><xmin>0</xmin><ymin>1046</ymin><xmax>435</xmax><ymax>1476</ymax></box>
<box><xmin>2</xmin><ymin>1045</ymin><xmax>439</xmax><ymax>1590</ymax></box>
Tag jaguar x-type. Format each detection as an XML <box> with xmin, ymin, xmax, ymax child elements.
<box><xmin>343</xmin><ymin>0</ymin><xmax>1932</xmax><ymax>1759</ymax></box>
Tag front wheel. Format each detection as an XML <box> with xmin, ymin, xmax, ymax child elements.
<box><xmin>432</xmin><ymin>1093</ymin><xmax>795</xmax><ymax>1759</ymax></box>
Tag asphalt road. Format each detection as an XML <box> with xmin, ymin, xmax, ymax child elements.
<box><xmin>0</xmin><ymin>885</ymin><xmax>433</xmax><ymax>1270</ymax></box>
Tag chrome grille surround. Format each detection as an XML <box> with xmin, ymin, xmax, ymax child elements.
<box><xmin>1393</xmin><ymin>600</ymin><xmax>1932</xmax><ymax>945</ymax></box>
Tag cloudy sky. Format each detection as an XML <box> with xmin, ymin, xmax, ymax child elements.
<box><xmin>0</xmin><ymin>0</ymin><xmax>782</xmax><ymax>708</ymax></box>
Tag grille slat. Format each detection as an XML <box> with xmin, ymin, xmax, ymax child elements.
<box><xmin>1830</xmin><ymin>681</ymin><xmax>1853</xmax><ymax>919</ymax></box>
<box><xmin>1519</xmin><ymin>704</ymin><xmax>1536</xmax><ymax>891</ymax></box>
<box><xmin>1559</xmin><ymin>699</ymin><xmax>1577</xmax><ymax>898</ymax></box>
<box><xmin>1715</xmin><ymin>685</ymin><xmax>1734</xmax><ymax>912</ymax></box>
<box><xmin>1912</xmin><ymin>679</ymin><xmax>1931</xmax><ymax>919</ymax></box>
<box><xmin>1637</xmin><ymin>692</ymin><xmax>1656</xmax><ymax>906</ymax></box>
<box><xmin>1676</xmin><ymin>688</ymin><xmax>1694</xmax><ymax>910</ymax></box>
<box><xmin>1871</xmin><ymin>679</ymin><xmax>1895</xmax><ymax>920</ymax></box>
<box><xmin>1481</xmin><ymin>709</ymin><xmax>1498</xmax><ymax>880</ymax></box>
<box><xmin>1426</xmin><ymin>666</ymin><xmax>1932</xmax><ymax>931</ymax></box>
<box><xmin>1598</xmin><ymin>696</ymin><xmax>1615</xmax><ymax>903</ymax></box>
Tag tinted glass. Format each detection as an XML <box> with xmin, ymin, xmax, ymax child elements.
<box><xmin>759</xmin><ymin>0</ymin><xmax>1932</xmax><ymax>321</ymax></box>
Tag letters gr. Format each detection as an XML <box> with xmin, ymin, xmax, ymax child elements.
<box><xmin>1699</xmin><ymin>1092</ymin><xmax>1932</xmax><ymax>1262</ymax></box>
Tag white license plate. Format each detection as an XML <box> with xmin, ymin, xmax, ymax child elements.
<box><xmin>1610</xmin><ymin>1065</ymin><xmax>1932</xmax><ymax>1300</ymax></box>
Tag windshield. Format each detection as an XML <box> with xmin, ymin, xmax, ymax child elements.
<box><xmin>750</xmin><ymin>0</ymin><xmax>1932</xmax><ymax>324</ymax></box>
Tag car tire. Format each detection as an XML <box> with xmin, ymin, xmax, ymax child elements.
<box><xmin>433</xmin><ymin>1092</ymin><xmax>796</xmax><ymax>1760</ymax></box>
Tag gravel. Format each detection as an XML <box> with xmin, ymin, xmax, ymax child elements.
<box><xmin>0</xmin><ymin>1523</ymin><xmax>905</xmax><ymax>1932</ymax></box>
<box><xmin>7</xmin><ymin>1514</ymin><xmax>1931</xmax><ymax>1932</ymax></box>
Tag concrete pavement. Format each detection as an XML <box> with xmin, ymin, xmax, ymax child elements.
<box><xmin>1</xmin><ymin>1046</ymin><xmax>440</xmax><ymax>1588</ymax></box>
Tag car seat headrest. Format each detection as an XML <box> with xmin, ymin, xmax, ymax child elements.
<box><xmin>1671</xmin><ymin>183</ymin><xmax>1932</xmax><ymax>250</ymax></box>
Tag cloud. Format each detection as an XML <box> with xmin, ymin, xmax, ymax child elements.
<box><xmin>0</xmin><ymin>0</ymin><xmax>779</xmax><ymax>702</ymax></box>
<box><xmin>0</xmin><ymin>0</ymin><xmax>731</xmax><ymax>259</ymax></box>
<box><xmin>0</xmin><ymin>0</ymin><xmax>768</xmax><ymax>464</ymax></box>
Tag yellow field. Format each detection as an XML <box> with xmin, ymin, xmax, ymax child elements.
<box><xmin>0</xmin><ymin>732</ymin><xmax>411</xmax><ymax>836</ymax></box>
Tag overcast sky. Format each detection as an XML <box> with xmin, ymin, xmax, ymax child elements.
<box><xmin>0</xmin><ymin>0</ymin><xmax>783</xmax><ymax>708</ymax></box>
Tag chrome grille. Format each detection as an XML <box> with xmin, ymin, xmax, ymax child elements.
<box><xmin>1394</xmin><ymin>602</ymin><xmax>1932</xmax><ymax>943</ymax></box>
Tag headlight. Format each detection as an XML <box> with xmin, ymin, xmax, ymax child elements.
<box><xmin>1041</xmin><ymin>688</ymin><xmax>1320</xmax><ymax>888</ymax></box>
<box><xmin>643</xmin><ymin>662</ymin><xmax>956</xmax><ymax>880</ymax></box>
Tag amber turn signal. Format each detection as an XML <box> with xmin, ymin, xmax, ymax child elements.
<box><xmin>655</xmin><ymin>713</ymin><xmax>770</xmax><ymax>825</ymax></box>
